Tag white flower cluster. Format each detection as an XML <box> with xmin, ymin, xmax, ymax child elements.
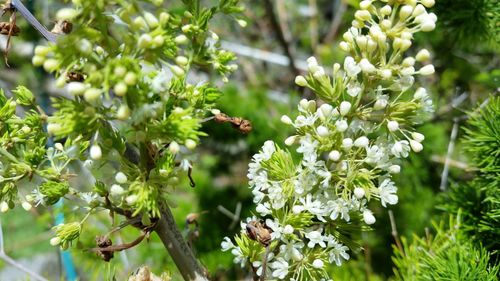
<box><xmin>223</xmin><ymin>1</ymin><xmax>436</xmax><ymax>280</ymax></box>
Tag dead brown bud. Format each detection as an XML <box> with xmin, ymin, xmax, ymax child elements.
<box><xmin>214</xmin><ymin>113</ymin><xmax>253</xmax><ymax>134</ymax></box>
<box><xmin>0</xmin><ymin>22</ymin><xmax>19</xmax><ymax>36</ymax></box>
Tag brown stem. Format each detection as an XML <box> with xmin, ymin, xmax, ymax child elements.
<box><xmin>388</xmin><ymin>210</ymin><xmax>404</xmax><ymax>253</ymax></box>
<box><xmin>154</xmin><ymin>206</ymin><xmax>208</xmax><ymax>281</ymax></box>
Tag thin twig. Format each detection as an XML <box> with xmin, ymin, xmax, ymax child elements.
<box><xmin>388</xmin><ymin>210</ymin><xmax>404</xmax><ymax>253</ymax></box>
<box><xmin>440</xmin><ymin>121</ymin><xmax>459</xmax><ymax>191</ymax></box>
<box><xmin>263</xmin><ymin>0</ymin><xmax>299</xmax><ymax>76</ymax></box>
<box><xmin>0</xmin><ymin>220</ymin><xmax>49</xmax><ymax>281</ymax></box>
<box><xmin>324</xmin><ymin>0</ymin><xmax>347</xmax><ymax>43</ymax></box>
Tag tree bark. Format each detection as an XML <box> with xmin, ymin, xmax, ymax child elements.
<box><xmin>154</xmin><ymin>206</ymin><xmax>208</xmax><ymax>281</ymax></box>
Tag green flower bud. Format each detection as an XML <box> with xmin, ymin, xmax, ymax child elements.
<box><xmin>40</xmin><ymin>181</ymin><xmax>70</xmax><ymax>205</ymax></box>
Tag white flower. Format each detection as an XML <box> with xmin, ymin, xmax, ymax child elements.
<box><xmin>318</xmin><ymin>103</ymin><xmax>334</xmax><ymax>119</ymax></box>
<box><xmin>326</xmin><ymin>236</ymin><xmax>350</xmax><ymax>266</ymax></box>
<box><xmin>256</xmin><ymin>202</ymin><xmax>272</xmax><ymax>216</ymax></box>
<box><xmin>270</xmin><ymin>258</ymin><xmax>289</xmax><ymax>279</ymax></box>
<box><xmin>328</xmin><ymin>199</ymin><xmax>350</xmax><ymax>221</ymax></box>
<box><xmin>365</xmin><ymin>145</ymin><xmax>384</xmax><ymax>164</ymax></box>
<box><xmin>359</xmin><ymin>58</ymin><xmax>376</xmax><ymax>73</ymax></box>
<box><xmin>374</xmin><ymin>94</ymin><xmax>389</xmax><ymax>110</ymax></box>
<box><xmin>347</xmin><ymin>82</ymin><xmax>362</xmax><ymax>97</ymax></box>
<box><xmin>379</xmin><ymin>179</ymin><xmax>398</xmax><ymax>207</ymax></box>
<box><xmin>293</xmin><ymin>194</ymin><xmax>325</xmax><ymax>221</ymax></box>
<box><xmin>221</xmin><ymin>237</ymin><xmax>235</xmax><ymax>251</ymax></box>
<box><xmin>280</xmin><ymin>240</ymin><xmax>304</xmax><ymax>261</ymax></box>
<box><xmin>344</xmin><ymin>56</ymin><xmax>361</xmax><ymax>77</ymax></box>
<box><xmin>391</xmin><ymin>140</ymin><xmax>410</xmax><ymax>158</ymax></box>
<box><xmin>305</xmin><ymin>230</ymin><xmax>326</xmax><ymax>248</ymax></box>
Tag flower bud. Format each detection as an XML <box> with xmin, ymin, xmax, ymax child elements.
<box><xmin>32</xmin><ymin>55</ymin><xmax>45</xmax><ymax>66</ymax></box>
<box><xmin>34</xmin><ymin>45</ymin><xmax>51</xmax><ymax>56</ymax></box>
<box><xmin>116</xmin><ymin>104</ymin><xmax>131</xmax><ymax>120</ymax></box>
<box><xmin>138</xmin><ymin>34</ymin><xmax>153</xmax><ymax>49</ymax></box>
<box><xmin>110</xmin><ymin>184</ymin><xmax>125</xmax><ymax>196</ymax></box>
<box><xmin>359</xmin><ymin>59</ymin><xmax>376</xmax><ymax>73</ymax></box>
<box><xmin>312</xmin><ymin>259</ymin><xmax>324</xmax><ymax>269</ymax></box>
<box><xmin>43</xmin><ymin>59</ymin><xmax>59</xmax><ymax>72</ymax></box>
<box><xmin>421</xmin><ymin>19</ymin><xmax>436</xmax><ymax>32</ymax></box>
<box><xmin>339</xmin><ymin>101</ymin><xmax>352</xmax><ymax>116</ymax></box>
<box><xmin>374</xmin><ymin>98</ymin><xmax>388</xmax><ymax>110</ymax></box>
<box><xmin>354</xmin><ymin>187</ymin><xmax>365</xmax><ymax>199</ymax></box>
<box><xmin>389</xmin><ymin>165</ymin><xmax>401</xmax><ymax>174</ymax></box>
<box><xmin>329</xmin><ymin>150</ymin><xmax>341</xmax><ymax>161</ymax></box>
<box><xmin>409</xmin><ymin>139</ymin><xmax>423</xmax><ymax>152</ymax></box>
<box><xmin>185</xmin><ymin>139</ymin><xmax>197</xmax><ymax>150</ymax></box>
<box><xmin>339</xmin><ymin>41</ymin><xmax>351</xmax><ymax>52</ymax></box>
<box><xmin>284</xmin><ymin>135</ymin><xmax>298</xmax><ymax>146</ymax></box>
<box><xmin>283</xmin><ymin>225</ymin><xmax>294</xmax><ymax>235</ymax></box>
<box><xmin>174</xmin><ymin>35</ymin><xmax>189</xmax><ymax>44</ymax></box>
<box><xmin>411</xmin><ymin>132</ymin><xmax>425</xmax><ymax>142</ymax></box>
<box><xmin>354</xmin><ymin>136</ymin><xmax>369</xmax><ymax>147</ymax></box>
<box><xmin>402</xmin><ymin>57</ymin><xmax>416</xmax><ymax>67</ymax></box>
<box><xmin>124</xmin><ymin>72</ymin><xmax>138</xmax><ymax>86</ymax></box>
<box><xmin>55</xmin><ymin>143</ymin><xmax>64</xmax><ymax>151</ymax></box>
<box><xmin>114</xmin><ymin>66</ymin><xmax>127</xmax><ymax>78</ymax></box>
<box><xmin>399</xmin><ymin>5</ymin><xmax>413</xmax><ymax>20</ymax></box>
<box><xmin>380</xmin><ymin>69</ymin><xmax>392</xmax><ymax>79</ymax></box>
<box><xmin>335</xmin><ymin>120</ymin><xmax>348</xmax><ymax>132</ymax></box>
<box><xmin>114</xmin><ymin>82</ymin><xmax>128</xmax><ymax>96</ymax></box>
<box><xmin>412</xmin><ymin>4</ymin><xmax>426</xmax><ymax>17</ymax></box>
<box><xmin>380</xmin><ymin>5</ymin><xmax>392</xmax><ymax>16</ymax></box>
<box><xmin>144</xmin><ymin>12</ymin><xmax>159</xmax><ymax>28</ymax></box>
<box><xmin>421</xmin><ymin>0</ymin><xmax>435</xmax><ymax>7</ymax></box>
<box><xmin>281</xmin><ymin>115</ymin><xmax>293</xmax><ymax>125</ymax></box>
<box><xmin>319</xmin><ymin>103</ymin><xmax>334</xmax><ymax>119</ymax></box>
<box><xmin>354</xmin><ymin>10</ymin><xmax>371</xmax><ymax>21</ymax></box>
<box><xmin>50</xmin><ymin>237</ymin><xmax>62</xmax><ymax>246</ymax></box>
<box><xmin>170</xmin><ymin>65</ymin><xmax>185</xmax><ymax>77</ymax></box>
<box><xmin>387</xmin><ymin>120</ymin><xmax>399</xmax><ymax>132</ymax></box>
<box><xmin>67</xmin><ymin>82</ymin><xmax>86</xmax><ymax>96</ymax></box>
<box><xmin>363</xmin><ymin>210</ymin><xmax>376</xmax><ymax>225</ymax></box>
<box><xmin>295</xmin><ymin>75</ymin><xmax>307</xmax><ymax>87</ymax></box>
<box><xmin>175</xmin><ymin>56</ymin><xmax>189</xmax><ymax>66</ymax></box>
<box><xmin>84</xmin><ymin>88</ymin><xmax>101</xmax><ymax>102</ymax></box>
<box><xmin>316</xmin><ymin>126</ymin><xmax>330</xmax><ymax>138</ymax></box>
<box><xmin>237</xmin><ymin>19</ymin><xmax>247</xmax><ymax>27</ymax></box>
<box><xmin>342</xmin><ymin>138</ymin><xmax>353</xmax><ymax>149</ymax></box>
<box><xmin>0</xmin><ymin>201</ymin><xmax>9</xmax><ymax>213</ymax></box>
<box><xmin>416</xmin><ymin>49</ymin><xmax>430</xmax><ymax>62</ymax></box>
<box><xmin>115</xmin><ymin>172</ymin><xmax>128</xmax><ymax>184</ymax></box>
<box><xmin>90</xmin><ymin>144</ymin><xmax>102</xmax><ymax>160</ymax></box>
<box><xmin>169</xmin><ymin>141</ymin><xmax>180</xmax><ymax>154</ymax></box>
<box><xmin>419</xmin><ymin>64</ymin><xmax>435</xmax><ymax>75</ymax></box>
<box><xmin>414</xmin><ymin>87</ymin><xmax>428</xmax><ymax>99</ymax></box>
<box><xmin>56</xmin><ymin>8</ymin><xmax>78</xmax><ymax>21</ymax></box>
<box><xmin>126</xmin><ymin>195</ymin><xmax>138</xmax><ymax>205</ymax></box>
<box><xmin>22</xmin><ymin>201</ymin><xmax>32</xmax><ymax>211</ymax></box>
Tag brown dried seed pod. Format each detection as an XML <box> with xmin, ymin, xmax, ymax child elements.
<box><xmin>0</xmin><ymin>22</ymin><xmax>20</xmax><ymax>36</ymax></box>
<box><xmin>95</xmin><ymin>235</ymin><xmax>114</xmax><ymax>262</ymax></box>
